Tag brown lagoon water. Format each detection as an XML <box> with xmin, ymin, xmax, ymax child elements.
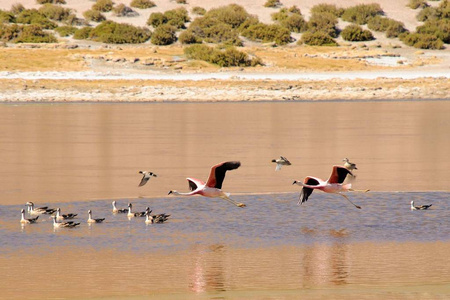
<box><xmin>0</xmin><ymin>101</ymin><xmax>449</xmax><ymax>299</ymax></box>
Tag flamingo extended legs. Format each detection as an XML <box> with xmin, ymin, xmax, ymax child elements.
<box><xmin>220</xmin><ymin>195</ymin><xmax>246</xmax><ymax>208</ymax></box>
<box><xmin>338</xmin><ymin>193</ymin><xmax>362</xmax><ymax>209</ymax></box>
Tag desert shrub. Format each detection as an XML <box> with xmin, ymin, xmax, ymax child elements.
<box><xmin>15</xmin><ymin>24</ymin><xmax>57</xmax><ymax>42</ymax></box>
<box><xmin>271</xmin><ymin>8</ymin><xmax>289</xmax><ymax>22</ymax></box>
<box><xmin>39</xmin><ymin>3</ymin><xmax>73</xmax><ymax>21</ymax></box>
<box><xmin>178</xmin><ymin>29</ymin><xmax>201</xmax><ymax>44</ymax></box>
<box><xmin>400</xmin><ymin>32</ymin><xmax>444</xmax><ymax>49</ymax></box>
<box><xmin>83</xmin><ymin>9</ymin><xmax>106</xmax><ymax>22</ymax></box>
<box><xmin>89</xmin><ymin>20</ymin><xmax>151</xmax><ymax>43</ymax></box>
<box><xmin>192</xmin><ymin>6</ymin><xmax>206</xmax><ymax>15</ymax></box>
<box><xmin>300</xmin><ymin>31</ymin><xmax>337</xmax><ymax>46</ymax></box>
<box><xmin>264</xmin><ymin>0</ymin><xmax>282</xmax><ymax>8</ymax></box>
<box><xmin>164</xmin><ymin>7</ymin><xmax>190</xmax><ymax>29</ymax></box>
<box><xmin>130</xmin><ymin>0</ymin><xmax>155</xmax><ymax>9</ymax></box>
<box><xmin>241</xmin><ymin>23</ymin><xmax>291</xmax><ymax>45</ymax></box>
<box><xmin>0</xmin><ymin>10</ymin><xmax>15</xmax><ymax>23</ymax></box>
<box><xmin>0</xmin><ymin>24</ymin><xmax>21</xmax><ymax>41</ymax></box>
<box><xmin>73</xmin><ymin>26</ymin><xmax>92</xmax><ymax>39</ymax></box>
<box><xmin>147</xmin><ymin>12</ymin><xmax>166</xmax><ymax>27</ymax></box>
<box><xmin>55</xmin><ymin>25</ymin><xmax>77</xmax><ymax>36</ymax></box>
<box><xmin>407</xmin><ymin>0</ymin><xmax>429</xmax><ymax>9</ymax></box>
<box><xmin>92</xmin><ymin>0</ymin><xmax>114</xmax><ymax>13</ymax></box>
<box><xmin>417</xmin><ymin>19</ymin><xmax>450</xmax><ymax>43</ymax></box>
<box><xmin>367</xmin><ymin>16</ymin><xmax>407</xmax><ymax>37</ymax></box>
<box><xmin>341</xmin><ymin>24</ymin><xmax>374</xmax><ymax>41</ymax></box>
<box><xmin>238</xmin><ymin>15</ymin><xmax>259</xmax><ymax>31</ymax></box>
<box><xmin>307</xmin><ymin>12</ymin><xmax>339</xmax><ymax>38</ymax></box>
<box><xmin>417</xmin><ymin>7</ymin><xmax>438</xmax><ymax>22</ymax></box>
<box><xmin>184</xmin><ymin>44</ymin><xmax>261</xmax><ymax>67</ymax></box>
<box><xmin>288</xmin><ymin>5</ymin><xmax>301</xmax><ymax>15</ymax></box>
<box><xmin>36</xmin><ymin>0</ymin><xmax>66</xmax><ymax>4</ymax></box>
<box><xmin>113</xmin><ymin>4</ymin><xmax>138</xmax><ymax>17</ymax></box>
<box><xmin>342</xmin><ymin>3</ymin><xmax>384</xmax><ymax>25</ymax></box>
<box><xmin>11</xmin><ymin>3</ymin><xmax>25</xmax><ymax>15</ymax></box>
<box><xmin>151</xmin><ymin>24</ymin><xmax>177</xmax><ymax>45</ymax></box>
<box><xmin>16</xmin><ymin>9</ymin><xmax>57</xmax><ymax>29</ymax></box>
<box><xmin>65</xmin><ymin>14</ymin><xmax>86</xmax><ymax>26</ymax></box>
<box><xmin>281</xmin><ymin>14</ymin><xmax>307</xmax><ymax>33</ymax></box>
<box><xmin>176</xmin><ymin>0</ymin><xmax>187</xmax><ymax>4</ymax></box>
<box><xmin>310</xmin><ymin>4</ymin><xmax>344</xmax><ymax>18</ymax></box>
<box><xmin>204</xmin><ymin>4</ymin><xmax>250</xmax><ymax>29</ymax></box>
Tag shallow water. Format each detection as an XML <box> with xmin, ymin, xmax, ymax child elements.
<box><xmin>0</xmin><ymin>101</ymin><xmax>449</xmax><ymax>299</ymax></box>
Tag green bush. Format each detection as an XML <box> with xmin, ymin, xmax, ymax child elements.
<box><xmin>204</xmin><ymin>4</ymin><xmax>249</xmax><ymax>29</ymax></box>
<box><xmin>65</xmin><ymin>14</ymin><xmax>85</xmax><ymax>26</ymax></box>
<box><xmin>417</xmin><ymin>19</ymin><xmax>450</xmax><ymax>43</ymax></box>
<box><xmin>300</xmin><ymin>31</ymin><xmax>337</xmax><ymax>46</ymax></box>
<box><xmin>89</xmin><ymin>20</ymin><xmax>151</xmax><ymax>43</ymax></box>
<box><xmin>151</xmin><ymin>24</ymin><xmax>177</xmax><ymax>45</ymax></box>
<box><xmin>0</xmin><ymin>10</ymin><xmax>15</xmax><ymax>23</ymax></box>
<box><xmin>272</xmin><ymin>8</ymin><xmax>289</xmax><ymax>22</ymax></box>
<box><xmin>367</xmin><ymin>16</ymin><xmax>407</xmax><ymax>37</ymax></box>
<box><xmin>342</xmin><ymin>3</ymin><xmax>384</xmax><ymax>25</ymax></box>
<box><xmin>407</xmin><ymin>0</ymin><xmax>429</xmax><ymax>9</ymax></box>
<box><xmin>264</xmin><ymin>0</ymin><xmax>282</xmax><ymax>8</ymax></box>
<box><xmin>147</xmin><ymin>12</ymin><xmax>166</xmax><ymax>27</ymax></box>
<box><xmin>184</xmin><ymin>44</ymin><xmax>262</xmax><ymax>67</ymax></box>
<box><xmin>178</xmin><ymin>29</ymin><xmax>202</xmax><ymax>44</ymax></box>
<box><xmin>164</xmin><ymin>7</ymin><xmax>190</xmax><ymax>29</ymax></box>
<box><xmin>310</xmin><ymin>4</ymin><xmax>344</xmax><ymax>18</ymax></box>
<box><xmin>288</xmin><ymin>5</ymin><xmax>301</xmax><ymax>15</ymax></box>
<box><xmin>417</xmin><ymin>7</ymin><xmax>437</xmax><ymax>22</ymax></box>
<box><xmin>39</xmin><ymin>3</ymin><xmax>73</xmax><ymax>21</ymax></box>
<box><xmin>202</xmin><ymin>22</ymin><xmax>242</xmax><ymax>45</ymax></box>
<box><xmin>15</xmin><ymin>24</ymin><xmax>57</xmax><ymax>43</ymax></box>
<box><xmin>113</xmin><ymin>4</ymin><xmax>138</xmax><ymax>17</ymax></box>
<box><xmin>400</xmin><ymin>32</ymin><xmax>444</xmax><ymax>49</ymax></box>
<box><xmin>16</xmin><ymin>9</ymin><xmax>57</xmax><ymax>29</ymax></box>
<box><xmin>83</xmin><ymin>9</ymin><xmax>106</xmax><ymax>22</ymax></box>
<box><xmin>36</xmin><ymin>0</ymin><xmax>66</xmax><ymax>4</ymax></box>
<box><xmin>10</xmin><ymin>3</ymin><xmax>25</xmax><ymax>15</ymax></box>
<box><xmin>0</xmin><ymin>24</ymin><xmax>21</xmax><ymax>41</ymax></box>
<box><xmin>307</xmin><ymin>12</ymin><xmax>338</xmax><ymax>38</ymax></box>
<box><xmin>130</xmin><ymin>0</ymin><xmax>155</xmax><ymax>9</ymax></box>
<box><xmin>92</xmin><ymin>0</ymin><xmax>114</xmax><ymax>13</ymax></box>
<box><xmin>176</xmin><ymin>0</ymin><xmax>187</xmax><ymax>4</ymax></box>
<box><xmin>55</xmin><ymin>25</ymin><xmax>77</xmax><ymax>36</ymax></box>
<box><xmin>192</xmin><ymin>7</ymin><xmax>206</xmax><ymax>15</ymax></box>
<box><xmin>241</xmin><ymin>23</ymin><xmax>291</xmax><ymax>45</ymax></box>
<box><xmin>341</xmin><ymin>24</ymin><xmax>374</xmax><ymax>41</ymax></box>
<box><xmin>281</xmin><ymin>14</ymin><xmax>307</xmax><ymax>33</ymax></box>
<box><xmin>73</xmin><ymin>26</ymin><xmax>92</xmax><ymax>39</ymax></box>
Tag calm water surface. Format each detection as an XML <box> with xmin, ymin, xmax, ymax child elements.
<box><xmin>0</xmin><ymin>101</ymin><xmax>449</xmax><ymax>299</ymax></box>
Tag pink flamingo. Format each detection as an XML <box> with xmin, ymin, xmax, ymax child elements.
<box><xmin>168</xmin><ymin>161</ymin><xmax>246</xmax><ymax>208</ymax></box>
<box><xmin>293</xmin><ymin>165</ymin><xmax>368</xmax><ymax>209</ymax></box>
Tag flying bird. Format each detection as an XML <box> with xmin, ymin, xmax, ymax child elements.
<box><xmin>168</xmin><ymin>161</ymin><xmax>245</xmax><ymax>208</ymax></box>
<box><xmin>272</xmin><ymin>156</ymin><xmax>291</xmax><ymax>171</ymax></box>
<box><xmin>293</xmin><ymin>165</ymin><xmax>368</xmax><ymax>209</ymax></box>
<box><xmin>138</xmin><ymin>171</ymin><xmax>157</xmax><ymax>187</ymax></box>
<box><xmin>20</xmin><ymin>209</ymin><xmax>39</xmax><ymax>224</ymax></box>
<box><xmin>87</xmin><ymin>210</ymin><xmax>105</xmax><ymax>223</ymax></box>
<box><xmin>342</xmin><ymin>158</ymin><xmax>358</xmax><ymax>171</ymax></box>
<box><xmin>410</xmin><ymin>201</ymin><xmax>432</xmax><ymax>211</ymax></box>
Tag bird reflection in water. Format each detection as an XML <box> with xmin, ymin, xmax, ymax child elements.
<box><xmin>189</xmin><ymin>244</ymin><xmax>227</xmax><ymax>293</ymax></box>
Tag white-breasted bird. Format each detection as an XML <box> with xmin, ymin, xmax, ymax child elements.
<box><xmin>52</xmin><ymin>216</ymin><xmax>80</xmax><ymax>228</ymax></box>
<box><xmin>138</xmin><ymin>171</ymin><xmax>157</xmax><ymax>187</ymax></box>
<box><xmin>87</xmin><ymin>210</ymin><xmax>105</xmax><ymax>223</ymax></box>
<box><xmin>112</xmin><ymin>201</ymin><xmax>127</xmax><ymax>213</ymax></box>
<box><xmin>55</xmin><ymin>208</ymin><xmax>77</xmax><ymax>221</ymax></box>
<box><xmin>342</xmin><ymin>158</ymin><xmax>358</xmax><ymax>171</ymax></box>
<box><xmin>272</xmin><ymin>156</ymin><xmax>291</xmax><ymax>171</ymax></box>
<box><xmin>20</xmin><ymin>209</ymin><xmax>39</xmax><ymax>224</ymax></box>
<box><xmin>26</xmin><ymin>202</ymin><xmax>56</xmax><ymax>216</ymax></box>
<box><xmin>410</xmin><ymin>201</ymin><xmax>432</xmax><ymax>211</ymax></box>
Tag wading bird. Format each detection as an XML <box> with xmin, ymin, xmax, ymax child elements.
<box><xmin>138</xmin><ymin>171</ymin><xmax>157</xmax><ymax>187</ymax></box>
<box><xmin>168</xmin><ymin>161</ymin><xmax>245</xmax><ymax>208</ymax></box>
<box><xmin>272</xmin><ymin>156</ymin><xmax>291</xmax><ymax>171</ymax></box>
<box><xmin>26</xmin><ymin>202</ymin><xmax>56</xmax><ymax>216</ymax></box>
<box><xmin>20</xmin><ymin>209</ymin><xmax>39</xmax><ymax>224</ymax></box>
<box><xmin>87</xmin><ymin>210</ymin><xmax>105</xmax><ymax>223</ymax></box>
<box><xmin>112</xmin><ymin>201</ymin><xmax>127</xmax><ymax>213</ymax></box>
<box><xmin>342</xmin><ymin>158</ymin><xmax>358</xmax><ymax>171</ymax></box>
<box><xmin>55</xmin><ymin>208</ymin><xmax>77</xmax><ymax>221</ymax></box>
<box><xmin>293</xmin><ymin>166</ymin><xmax>368</xmax><ymax>209</ymax></box>
<box><xmin>410</xmin><ymin>201</ymin><xmax>432</xmax><ymax>211</ymax></box>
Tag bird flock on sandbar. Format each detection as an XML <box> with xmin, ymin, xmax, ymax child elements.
<box><xmin>19</xmin><ymin>158</ymin><xmax>433</xmax><ymax>227</ymax></box>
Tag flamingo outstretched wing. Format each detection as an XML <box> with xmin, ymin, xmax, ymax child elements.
<box><xmin>206</xmin><ymin>161</ymin><xmax>241</xmax><ymax>189</ymax></box>
<box><xmin>187</xmin><ymin>178</ymin><xmax>205</xmax><ymax>191</ymax></box>
<box><xmin>327</xmin><ymin>166</ymin><xmax>353</xmax><ymax>184</ymax></box>
<box><xmin>298</xmin><ymin>177</ymin><xmax>319</xmax><ymax>205</ymax></box>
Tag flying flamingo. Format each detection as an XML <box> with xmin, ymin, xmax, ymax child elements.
<box><xmin>293</xmin><ymin>165</ymin><xmax>368</xmax><ymax>209</ymax></box>
<box><xmin>168</xmin><ymin>161</ymin><xmax>245</xmax><ymax>208</ymax></box>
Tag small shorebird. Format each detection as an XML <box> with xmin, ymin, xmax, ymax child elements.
<box><xmin>272</xmin><ymin>156</ymin><xmax>291</xmax><ymax>171</ymax></box>
<box><xmin>20</xmin><ymin>209</ymin><xmax>39</xmax><ymax>224</ymax></box>
<box><xmin>293</xmin><ymin>165</ymin><xmax>369</xmax><ymax>209</ymax></box>
<box><xmin>138</xmin><ymin>171</ymin><xmax>157</xmax><ymax>187</ymax></box>
<box><xmin>55</xmin><ymin>208</ymin><xmax>77</xmax><ymax>221</ymax></box>
<box><xmin>410</xmin><ymin>201</ymin><xmax>432</xmax><ymax>211</ymax></box>
<box><xmin>127</xmin><ymin>203</ymin><xmax>146</xmax><ymax>217</ymax></box>
<box><xmin>52</xmin><ymin>216</ymin><xmax>80</xmax><ymax>228</ymax></box>
<box><xmin>342</xmin><ymin>158</ymin><xmax>358</xmax><ymax>171</ymax></box>
<box><xmin>87</xmin><ymin>210</ymin><xmax>105</xmax><ymax>223</ymax></box>
<box><xmin>26</xmin><ymin>202</ymin><xmax>56</xmax><ymax>216</ymax></box>
<box><xmin>112</xmin><ymin>201</ymin><xmax>128</xmax><ymax>213</ymax></box>
<box><xmin>168</xmin><ymin>161</ymin><xmax>245</xmax><ymax>208</ymax></box>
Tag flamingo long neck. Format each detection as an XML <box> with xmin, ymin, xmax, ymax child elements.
<box><xmin>171</xmin><ymin>190</ymin><xmax>196</xmax><ymax>196</ymax></box>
